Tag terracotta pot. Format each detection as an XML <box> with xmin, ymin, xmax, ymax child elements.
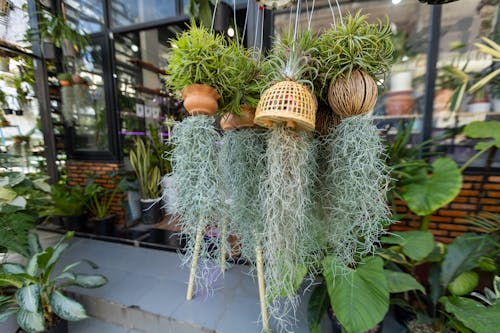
<box><xmin>72</xmin><ymin>74</ymin><xmax>85</xmax><ymax>84</ymax></box>
<box><xmin>385</xmin><ymin>91</ymin><xmax>415</xmax><ymax>116</ymax></box>
<box><xmin>59</xmin><ymin>80</ymin><xmax>72</xmax><ymax>87</ymax></box>
<box><xmin>433</xmin><ymin>89</ymin><xmax>454</xmax><ymax>113</ymax></box>
<box><xmin>220</xmin><ymin>105</ymin><xmax>256</xmax><ymax>131</ymax></box>
<box><xmin>181</xmin><ymin>84</ymin><xmax>220</xmax><ymax>116</ymax></box>
<box><xmin>328</xmin><ymin>70</ymin><xmax>378</xmax><ymax>118</ymax></box>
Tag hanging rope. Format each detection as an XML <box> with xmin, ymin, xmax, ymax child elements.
<box><xmin>253</xmin><ymin>6</ymin><xmax>260</xmax><ymax>51</ymax></box>
<box><xmin>308</xmin><ymin>0</ymin><xmax>315</xmax><ymax>31</ymax></box>
<box><xmin>242</xmin><ymin>0</ymin><xmax>251</xmax><ymax>45</ymax></box>
<box><xmin>335</xmin><ymin>0</ymin><xmax>343</xmax><ymax>25</ymax></box>
<box><xmin>210</xmin><ymin>0</ymin><xmax>220</xmax><ymax>34</ymax></box>
<box><xmin>327</xmin><ymin>0</ymin><xmax>336</xmax><ymax>26</ymax></box>
<box><xmin>292</xmin><ymin>0</ymin><xmax>301</xmax><ymax>43</ymax></box>
<box><xmin>259</xmin><ymin>7</ymin><xmax>265</xmax><ymax>51</ymax></box>
<box><xmin>233</xmin><ymin>0</ymin><xmax>240</xmax><ymax>46</ymax></box>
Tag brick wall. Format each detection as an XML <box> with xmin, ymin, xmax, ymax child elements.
<box><xmin>391</xmin><ymin>174</ymin><xmax>500</xmax><ymax>243</ymax></box>
<box><xmin>66</xmin><ymin>160</ymin><xmax>125</xmax><ymax>224</ymax></box>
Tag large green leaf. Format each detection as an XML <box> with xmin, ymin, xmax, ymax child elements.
<box><xmin>0</xmin><ymin>187</ymin><xmax>17</xmax><ymax>202</ymax></box>
<box><xmin>27</xmin><ymin>232</ymin><xmax>42</xmax><ymax>257</ymax></box>
<box><xmin>381</xmin><ymin>231</ymin><xmax>435</xmax><ymax>261</ymax></box>
<box><xmin>441</xmin><ymin>233</ymin><xmax>497</xmax><ymax>289</ymax></box>
<box><xmin>17</xmin><ymin>309</ymin><xmax>45</xmax><ymax>333</ymax></box>
<box><xmin>49</xmin><ymin>291</ymin><xmax>87</xmax><ymax>321</ymax></box>
<box><xmin>46</xmin><ymin>243</ymin><xmax>69</xmax><ymax>269</ymax></box>
<box><xmin>441</xmin><ymin>296</ymin><xmax>500</xmax><ymax>333</ymax></box>
<box><xmin>384</xmin><ymin>270</ymin><xmax>425</xmax><ymax>294</ymax></box>
<box><xmin>2</xmin><ymin>263</ymin><xmax>25</xmax><ymax>274</ymax></box>
<box><xmin>463</xmin><ymin>121</ymin><xmax>500</xmax><ymax>150</ymax></box>
<box><xmin>307</xmin><ymin>284</ymin><xmax>330</xmax><ymax>333</ymax></box>
<box><xmin>400</xmin><ymin>158</ymin><xmax>462</xmax><ymax>216</ymax></box>
<box><xmin>73</xmin><ymin>274</ymin><xmax>108</xmax><ymax>288</ymax></box>
<box><xmin>25</xmin><ymin>254</ymin><xmax>40</xmax><ymax>277</ymax></box>
<box><xmin>323</xmin><ymin>256</ymin><xmax>389</xmax><ymax>333</ymax></box>
<box><xmin>0</xmin><ymin>274</ymin><xmax>23</xmax><ymax>288</ymax></box>
<box><xmin>16</xmin><ymin>284</ymin><xmax>40</xmax><ymax>312</ymax></box>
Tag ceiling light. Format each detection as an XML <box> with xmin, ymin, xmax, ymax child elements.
<box><xmin>131</xmin><ymin>44</ymin><xmax>139</xmax><ymax>52</ymax></box>
<box><xmin>227</xmin><ymin>27</ymin><xmax>235</xmax><ymax>37</ymax></box>
<box><xmin>392</xmin><ymin>0</ymin><xmax>402</xmax><ymax>4</ymax></box>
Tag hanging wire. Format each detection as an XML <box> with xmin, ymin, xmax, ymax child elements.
<box><xmin>210</xmin><ymin>0</ymin><xmax>220</xmax><ymax>34</ymax></box>
<box><xmin>292</xmin><ymin>0</ymin><xmax>301</xmax><ymax>43</ymax></box>
<box><xmin>233</xmin><ymin>0</ymin><xmax>240</xmax><ymax>45</ymax></box>
<box><xmin>308</xmin><ymin>0</ymin><xmax>315</xmax><ymax>31</ymax></box>
<box><xmin>288</xmin><ymin>4</ymin><xmax>294</xmax><ymax>38</ymax></box>
<box><xmin>304</xmin><ymin>0</ymin><xmax>309</xmax><ymax>23</ymax></box>
<box><xmin>259</xmin><ymin>8</ymin><xmax>265</xmax><ymax>51</ymax></box>
<box><xmin>335</xmin><ymin>0</ymin><xmax>343</xmax><ymax>25</ymax></box>
<box><xmin>242</xmin><ymin>0</ymin><xmax>251</xmax><ymax>45</ymax></box>
<box><xmin>253</xmin><ymin>7</ymin><xmax>261</xmax><ymax>51</ymax></box>
<box><xmin>327</xmin><ymin>0</ymin><xmax>336</xmax><ymax>26</ymax></box>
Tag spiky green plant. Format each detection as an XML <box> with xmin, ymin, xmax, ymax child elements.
<box><xmin>317</xmin><ymin>11</ymin><xmax>394</xmax><ymax>97</ymax></box>
<box><xmin>217</xmin><ymin>129</ymin><xmax>268</xmax><ymax>262</ymax></box>
<box><xmin>129</xmin><ymin>138</ymin><xmax>161</xmax><ymax>199</ymax></box>
<box><xmin>321</xmin><ymin>116</ymin><xmax>392</xmax><ymax>266</ymax></box>
<box><xmin>259</xmin><ymin>125</ymin><xmax>319</xmax><ymax>330</ymax></box>
<box><xmin>169</xmin><ymin>116</ymin><xmax>222</xmax><ymax>289</ymax></box>
<box><xmin>264</xmin><ymin>30</ymin><xmax>320</xmax><ymax>90</ymax></box>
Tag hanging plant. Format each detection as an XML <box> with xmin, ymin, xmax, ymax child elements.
<box><xmin>255</xmin><ymin>30</ymin><xmax>320</xmax><ymax>131</ymax></box>
<box><xmin>318</xmin><ymin>11</ymin><xmax>394</xmax><ymax>117</ymax></box>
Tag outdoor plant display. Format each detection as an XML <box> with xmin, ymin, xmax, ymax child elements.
<box><xmin>83</xmin><ymin>175</ymin><xmax>120</xmax><ymax>236</ymax></box>
<box><xmin>0</xmin><ymin>232</ymin><xmax>107</xmax><ymax>333</ymax></box>
<box><xmin>317</xmin><ymin>11</ymin><xmax>393</xmax><ymax>116</ymax></box>
<box><xmin>45</xmin><ymin>183</ymin><xmax>87</xmax><ymax>231</ymax></box>
<box><xmin>129</xmin><ymin>137</ymin><xmax>161</xmax><ymax>225</ymax></box>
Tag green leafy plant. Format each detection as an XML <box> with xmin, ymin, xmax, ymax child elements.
<box><xmin>45</xmin><ymin>183</ymin><xmax>87</xmax><ymax>217</ymax></box>
<box><xmin>56</xmin><ymin>72</ymin><xmax>72</xmax><ymax>83</ymax></box>
<box><xmin>0</xmin><ymin>232</ymin><xmax>107</xmax><ymax>332</ymax></box>
<box><xmin>317</xmin><ymin>11</ymin><xmax>394</xmax><ymax>96</ymax></box>
<box><xmin>129</xmin><ymin>137</ymin><xmax>161</xmax><ymax>199</ymax></box>
<box><xmin>83</xmin><ymin>176</ymin><xmax>119</xmax><ymax>219</ymax></box>
<box><xmin>148</xmin><ymin>124</ymin><xmax>172</xmax><ymax>175</ymax></box>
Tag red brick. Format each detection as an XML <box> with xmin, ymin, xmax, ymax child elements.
<box><xmin>480</xmin><ymin>198</ymin><xmax>500</xmax><ymax>205</ymax></box>
<box><xmin>438</xmin><ymin>210</ymin><xmax>468</xmax><ymax>217</ymax></box>
<box><xmin>438</xmin><ymin>224</ymin><xmax>469</xmax><ymax>231</ymax></box>
<box><xmin>450</xmin><ymin>231</ymin><xmax>466</xmax><ymax>237</ymax></box>
<box><xmin>484</xmin><ymin>183</ymin><xmax>500</xmax><ymax>190</ymax></box>
<box><xmin>483</xmin><ymin>205</ymin><xmax>500</xmax><ymax>212</ymax></box>
<box><xmin>459</xmin><ymin>190</ymin><xmax>480</xmax><ymax>197</ymax></box>
<box><xmin>430</xmin><ymin>216</ymin><xmax>453</xmax><ymax>222</ymax></box>
<box><xmin>431</xmin><ymin>230</ymin><xmax>449</xmax><ymax>236</ymax></box>
<box><xmin>489</xmin><ymin>176</ymin><xmax>500</xmax><ymax>183</ymax></box>
<box><xmin>461</xmin><ymin>182</ymin><xmax>473</xmax><ymax>189</ymax></box>
<box><xmin>468</xmin><ymin>197</ymin><xmax>479</xmax><ymax>204</ymax></box>
<box><xmin>452</xmin><ymin>197</ymin><xmax>468</xmax><ymax>203</ymax></box>
<box><xmin>488</xmin><ymin>191</ymin><xmax>500</xmax><ymax>198</ymax></box>
<box><xmin>390</xmin><ymin>225</ymin><xmax>413</xmax><ymax>231</ymax></box>
<box><xmin>463</xmin><ymin>175</ymin><xmax>484</xmax><ymax>182</ymax></box>
<box><xmin>436</xmin><ymin>237</ymin><xmax>453</xmax><ymax>244</ymax></box>
<box><xmin>450</xmin><ymin>203</ymin><xmax>477</xmax><ymax>211</ymax></box>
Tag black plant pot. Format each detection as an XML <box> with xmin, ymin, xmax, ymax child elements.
<box><xmin>140</xmin><ymin>199</ymin><xmax>161</xmax><ymax>225</ymax></box>
<box><xmin>16</xmin><ymin>318</ymin><xmax>68</xmax><ymax>333</ymax></box>
<box><xmin>62</xmin><ymin>215</ymin><xmax>85</xmax><ymax>232</ymax></box>
<box><xmin>91</xmin><ymin>215</ymin><xmax>116</xmax><ymax>236</ymax></box>
<box><xmin>3</xmin><ymin>108</ymin><xmax>13</xmax><ymax>115</ymax></box>
<box><xmin>147</xmin><ymin>229</ymin><xmax>187</xmax><ymax>249</ymax></box>
<box><xmin>14</xmin><ymin>109</ymin><xmax>23</xmax><ymax>116</ymax></box>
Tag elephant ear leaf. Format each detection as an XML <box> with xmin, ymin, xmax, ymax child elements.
<box><xmin>16</xmin><ymin>284</ymin><xmax>40</xmax><ymax>312</ymax></box>
<box><xmin>400</xmin><ymin>157</ymin><xmax>462</xmax><ymax>216</ymax></box>
<box><xmin>463</xmin><ymin>121</ymin><xmax>500</xmax><ymax>150</ymax></box>
<box><xmin>307</xmin><ymin>283</ymin><xmax>330</xmax><ymax>333</ymax></box>
<box><xmin>17</xmin><ymin>309</ymin><xmax>45</xmax><ymax>333</ymax></box>
<box><xmin>441</xmin><ymin>296</ymin><xmax>500</xmax><ymax>333</ymax></box>
<box><xmin>50</xmin><ymin>291</ymin><xmax>87</xmax><ymax>321</ymax></box>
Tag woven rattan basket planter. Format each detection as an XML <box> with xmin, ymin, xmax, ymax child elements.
<box><xmin>182</xmin><ymin>84</ymin><xmax>220</xmax><ymax>116</ymax></box>
<box><xmin>327</xmin><ymin>70</ymin><xmax>378</xmax><ymax>118</ymax></box>
<box><xmin>255</xmin><ymin>81</ymin><xmax>317</xmax><ymax>132</ymax></box>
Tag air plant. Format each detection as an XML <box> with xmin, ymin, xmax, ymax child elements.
<box><xmin>259</xmin><ymin>125</ymin><xmax>319</xmax><ymax>331</ymax></box>
<box><xmin>169</xmin><ymin>115</ymin><xmax>222</xmax><ymax>291</ymax></box>
<box><xmin>321</xmin><ymin>115</ymin><xmax>392</xmax><ymax>268</ymax></box>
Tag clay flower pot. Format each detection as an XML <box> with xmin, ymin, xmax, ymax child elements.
<box><xmin>181</xmin><ymin>84</ymin><xmax>220</xmax><ymax>116</ymax></box>
<box><xmin>328</xmin><ymin>70</ymin><xmax>378</xmax><ymax>118</ymax></box>
<box><xmin>72</xmin><ymin>74</ymin><xmax>85</xmax><ymax>84</ymax></box>
<box><xmin>59</xmin><ymin>80</ymin><xmax>72</xmax><ymax>87</ymax></box>
<box><xmin>220</xmin><ymin>105</ymin><xmax>256</xmax><ymax>131</ymax></box>
<box><xmin>385</xmin><ymin>91</ymin><xmax>415</xmax><ymax>116</ymax></box>
<box><xmin>433</xmin><ymin>89</ymin><xmax>454</xmax><ymax>113</ymax></box>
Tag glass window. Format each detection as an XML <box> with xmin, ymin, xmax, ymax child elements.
<box><xmin>69</xmin><ymin>42</ymin><xmax>108</xmax><ymax>151</ymax></box>
<box><xmin>63</xmin><ymin>0</ymin><xmax>105</xmax><ymax>34</ymax></box>
<box><xmin>110</xmin><ymin>0</ymin><xmax>177</xmax><ymax>28</ymax></box>
<box><xmin>0</xmin><ymin>0</ymin><xmax>30</xmax><ymax>49</ymax></box>
<box><xmin>114</xmin><ymin>25</ymin><xmax>185</xmax><ymax>157</ymax></box>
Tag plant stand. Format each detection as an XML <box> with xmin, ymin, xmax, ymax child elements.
<box><xmin>220</xmin><ymin>219</ymin><xmax>228</xmax><ymax>273</ymax></box>
<box><xmin>256</xmin><ymin>244</ymin><xmax>270</xmax><ymax>332</ymax></box>
<box><xmin>186</xmin><ymin>226</ymin><xmax>204</xmax><ymax>300</ymax></box>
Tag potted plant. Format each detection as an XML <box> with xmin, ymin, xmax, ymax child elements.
<box><xmin>255</xmin><ymin>30</ymin><xmax>319</xmax><ymax>131</ymax></box>
<box><xmin>129</xmin><ymin>137</ymin><xmax>161</xmax><ymax>225</ymax></box>
<box><xmin>45</xmin><ymin>183</ymin><xmax>87</xmax><ymax>231</ymax></box>
<box><xmin>317</xmin><ymin>11</ymin><xmax>394</xmax><ymax>118</ymax></box>
<box><xmin>165</xmin><ymin>22</ymin><xmax>229</xmax><ymax>116</ymax></box>
<box><xmin>83</xmin><ymin>176</ymin><xmax>119</xmax><ymax>236</ymax></box>
<box><xmin>56</xmin><ymin>73</ymin><xmax>72</xmax><ymax>87</ymax></box>
<box><xmin>467</xmin><ymin>86</ymin><xmax>491</xmax><ymax>113</ymax></box>
<box><xmin>0</xmin><ymin>232</ymin><xmax>107</xmax><ymax>333</ymax></box>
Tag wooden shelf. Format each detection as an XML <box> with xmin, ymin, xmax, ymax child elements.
<box><xmin>127</xmin><ymin>58</ymin><xmax>168</xmax><ymax>75</ymax></box>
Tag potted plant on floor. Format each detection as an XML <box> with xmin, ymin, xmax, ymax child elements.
<box><xmin>83</xmin><ymin>176</ymin><xmax>120</xmax><ymax>236</ymax></box>
<box><xmin>129</xmin><ymin>137</ymin><xmax>161</xmax><ymax>225</ymax></box>
<box><xmin>45</xmin><ymin>183</ymin><xmax>87</xmax><ymax>231</ymax></box>
<box><xmin>0</xmin><ymin>231</ymin><xmax>107</xmax><ymax>333</ymax></box>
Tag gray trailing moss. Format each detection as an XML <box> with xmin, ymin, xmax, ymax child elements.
<box><xmin>259</xmin><ymin>125</ymin><xmax>319</xmax><ymax>331</ymax></box>
<box><xmin>218</xmin><ymin>129</ymin><xmax>268</xmax><ymax>262</ymax></box>
<box><xmin>322</xmin><ymin>115</ymin><xmax>392</xmax><ymax>269</ymax></box>
<box><xmin>60</xmin><ymin>86</ymin><xmax>75</xmax><ymax>126</ymax></box>
<box><xmin>170</xmin><ymin>115</ymin><xmax>222</xmax><ymax>291</ymax></box>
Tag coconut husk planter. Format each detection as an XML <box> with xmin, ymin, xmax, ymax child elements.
<box><xmin>220</xmin><ymin>105</ymin><xmax>256</xmax><ymax>131</ymax></box>
<box><xmin>328</xmin><ymin>70</ymin><xmax>378</xmax><ymax>118</ymax></box>
<box><xmin>182</xmin><ymin>84</ymin><xmax>220</xmax><ymax>116</ymax></box>
<box><xmin>255</xmin><ymin>81</ymin><xmax>317</xmax><ymax>132</ymax></box>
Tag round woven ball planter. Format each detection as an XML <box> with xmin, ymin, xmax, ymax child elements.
<box><xmin>182</xmin><ymin>84</ymin><xmax>220</xmax><ymax>116</ymax></box>
<box><xmin>327</xmin><ymin>70</ymin><xmax>378</xmax><ymax>118</ymax></box>
<box><xmin>220</xmin><ymin>105</ymin><xmax>256</xmax><ymax>131</ymax></box>
<box><xmin>254</xmin><ymin>81</ymin><xmax>317</xmax><ymax>132</ymax></box>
